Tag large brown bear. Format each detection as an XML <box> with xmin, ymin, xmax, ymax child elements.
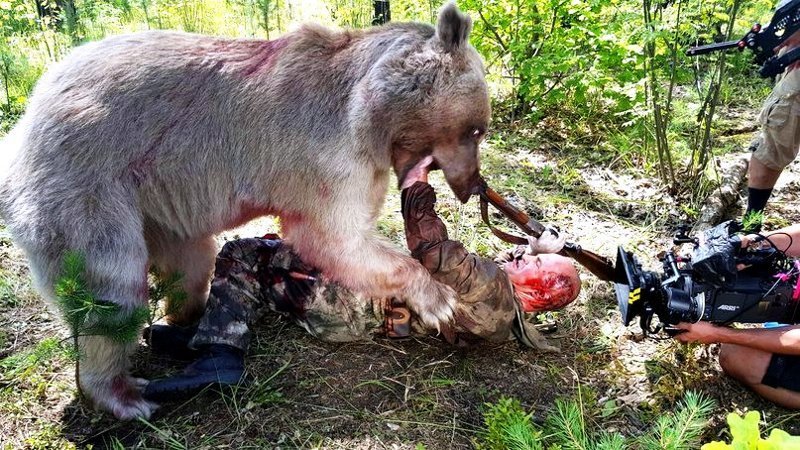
<box><xmin>0</xmin><ymin>3</ymin><xmax>489</xmax><ymax>419</ymax></box>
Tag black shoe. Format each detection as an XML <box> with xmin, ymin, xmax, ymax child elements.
<box><xmin>143</xmin><ymin>344</ymin><xmax>246</xmax><ymax>402</ymax></box>
<box><xmin>142</xmin><ymin>324</ymin><xmax>202</xmax><ymax>360</ymax></box>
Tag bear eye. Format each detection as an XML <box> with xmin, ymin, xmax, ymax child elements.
<box><xmin>471</xmin><ymin>127</ymin><xmax>486</xmax><ymax>140</ymax></box>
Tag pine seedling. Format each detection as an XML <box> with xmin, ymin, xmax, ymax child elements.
<box><xmin>545</xmin><ymin>396</ymin><xmax>591</xmax><ymax>450</ymax></box>
<box><xmin>542</xmin><ymin>382</ymin><xmax>626</xmax><ymax>450</ymax></box>
<box><xmin>148</xmin><ymin>268</ymin><xmax>187</xmax><ymax>323</ymax></box>
<box><xmin>636</xmin><ymin>391</ymin><xmax>715</xmax><ymax>450</ymax></box>
<box><xmin>594</xmin><ymin>431</ymin><xmax>628</xmax><ymax>450</ymax></box>
<box><xmin>479</xmin><ymin>396</ymin><xmax>543</xmax><ymax>450</ymax></box>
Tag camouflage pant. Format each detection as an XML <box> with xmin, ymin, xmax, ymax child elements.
<box><xmin>190</xmin><ymin>238</ymin><xmax>389</xmax><ymax>352</ymax></box>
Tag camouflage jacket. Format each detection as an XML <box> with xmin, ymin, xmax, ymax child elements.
<box><xmin>191</xmin><ymin>182</ymin><xmax>552</xmax><ymax>352</ymax></box>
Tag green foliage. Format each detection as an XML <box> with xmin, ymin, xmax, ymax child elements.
<box><xmin>546</xmin><ymin>397</ymin><xmax>591</xmax><ymax>449</ymax></box>
<box><xmin>326</xmin><ymin>0</ymin><xmax>373</xmax><ymax>28</ymax></box>
<box><xmin>461</xmin><ymin>0</ymin><xmax>643</xmax><ymax>122</ymax></box>
<box><xmin>54</xmin><ymin>251</ymin><xmax>148</xmax><ymax>343</ymax></box>
<box><xmin>741</xmin><ymin>210</ymin><xmax>765</xmax><ymax>233</ymax></box>
<box><xmin>701</xmin><ymin>411</ymin><xmax>800</xmax><ymax>450</ymax></box>
<box><xmin>636</xmin><ymin>391</ymin><xmax>716</xmax><ymax>450</ymax></box>
<box><xmin>0</xmin><ymin>337</ymin><xmax>65</xmax><ymax>380</ymax></box>
<box><xmin>0</xmin><ymin>273</ymin><xmax>18</xmax><ymax>306</ymax></box>
<box><xmin>0</xmin><ymin>0</ymin><xmax>39</xmax><ymax>35</ymax></box>
<box><xmin>0</xmin><ymin>39</ymin><xmax>44</xmax><ymax>132</ymax></box>
<box><xmin>478</xmin><ymin>391</ymin><xmax>714</xmax><ymax>450</ymax></box>
<box><xmin>478</xmin><ymin>396</ymin><xmax>543</xmax><ymax>450</ymax></box>
<box><xmin>544</xmin><ymin>389</ymin><xmax>627</xmax><ymax>450</ymax></box>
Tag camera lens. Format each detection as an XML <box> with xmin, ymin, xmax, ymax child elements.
<box><xmin>666</xmin><ymin>288</ymin><xmax>698</xmax><ymax>323</ymax></box>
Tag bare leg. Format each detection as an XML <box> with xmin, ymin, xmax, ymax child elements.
<box><xmin>748</xmin><ymin>156</ymin><xmax>782</xmax><ymax>189</ymax></box>
<box><xmin>146</xmin><ymin>228</ymin><xmax>217</xmax><ymax>325</ymax></box>
<box><xmin>719</xmin><ymin>344</ymin><xmax>800</xmax><ymax>409</ymax></box>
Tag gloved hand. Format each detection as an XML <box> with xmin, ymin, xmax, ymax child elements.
<box><xmin>494</xmin><ymin>226</ymin><xmax>566</xmax><ymax>264</ymax></box>
<box><xmin>526</xmin><ymin>226</ymin><xmax>565</xmax><ymax>255</ymax></box>
<box><xmin>401</xmin><ymin>181</ymin><xmax>448</xmax><ymax>255</ymax></box>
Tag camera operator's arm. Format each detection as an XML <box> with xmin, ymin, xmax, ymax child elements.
<box><xmin>740</xmin><ymin>224</ymin><xmax>800</xmax><ymax>256</ymax></box>
<box><xmin>675</xmin><ymin>322</ymin><xmax>800</xmax><ymax>355</ymax></box>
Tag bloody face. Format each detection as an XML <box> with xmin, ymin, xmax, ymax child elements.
<box><xmin>503</xmin><ymin>253</ymin><xmax>581</xmax><ymax>313</ymax></box>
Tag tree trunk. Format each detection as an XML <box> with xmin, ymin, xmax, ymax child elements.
<box><xmin>692</xmin><ymin>154</ymin><xmax>749</xmax><ymax>232</ymax></box>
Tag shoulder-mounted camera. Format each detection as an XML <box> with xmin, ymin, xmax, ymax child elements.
<box><xmin>614</xmin><ymin>221</ymin><xmax>800</xmax><ymax>336</ymax></box>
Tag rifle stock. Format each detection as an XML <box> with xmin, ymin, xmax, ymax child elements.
<box><xmin>479</xmin><ymin>182</ymin><xmax>616</xmax><ymax>282</ymax></box>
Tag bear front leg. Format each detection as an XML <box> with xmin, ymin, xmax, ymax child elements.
<box><xmin>284</xmin><ymin>220</ymin><xmax>456</xmax><ymax>330</ymax></box>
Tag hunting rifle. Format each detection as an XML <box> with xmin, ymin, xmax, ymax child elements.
<box><xmin>477</xmin><ymin>179</ymin><xmax>616</xmax><ymax>282</ymax></box>
<box><xmin>686</xmin><ymin>0</ymin><xmax>800</xmax><ymax>77</ymax></box>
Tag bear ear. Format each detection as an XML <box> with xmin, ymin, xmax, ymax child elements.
<box><xmin>436</xmin><ymin>2</ymin><xmax>472</xmax><ymax>53</ymax></box>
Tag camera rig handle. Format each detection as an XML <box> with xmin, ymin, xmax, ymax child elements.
<box><xmin>477</xmin><ymin>178</ymin><xmax>616</xmax><ymax>282</ymax></box>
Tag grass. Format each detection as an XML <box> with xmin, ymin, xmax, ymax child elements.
<box><xmin>6</xmin><ymin>113</ymin><xmax>798</xmax><ymax>447</ymax></box>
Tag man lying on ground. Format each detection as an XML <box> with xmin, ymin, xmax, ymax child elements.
<box><xmin>675</xmin><ymin>224</ymin><xmax>800</xmax><ymax>409</ymax></box>
<box><xmin>143</xmin><ymin>158</ymin><xmax>581</xmax><ymax>400</ymax></box>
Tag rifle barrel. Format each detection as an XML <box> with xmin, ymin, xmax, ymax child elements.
<box><xmin>687</xmin><ymin>40</ymin><xmax>741</xmax><ymax>56</ymax></box>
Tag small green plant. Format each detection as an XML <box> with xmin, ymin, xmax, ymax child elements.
<box><xmin>477</xmin><ymin>390</ymin><xmax>715</xmax><ymax>450</ymax></box>
<box><xmin>138</xmin><ymin>417</ymin><xmax>189</xmax><ymax>450</ymax></box>
<box><xmin>54</xmin><ymin>251</ymin><xmax>149</xmax><ymax>392</ymax></box>
<box><xmin>741</xmin><ymin>210</ymin><xmax>765</xmax><ymax>233</ymax></box>
<box><xmin>478</xmin><ymin>396</ymin><xmax>543</xmax><ymax>450</ymax></box>
<box><xmin>636</xmin><ymin>390</ymin><xmax>716</xmax><ymax>450</ymax></box>
<box><xmin>0</xmin><ymin>337</ymin><xmax>65</xmax><ymax>381</ymax></box>
<box><xmin>701</xmin><ymin>411</ymin><xmax>800</xmax><ymax>449</ymax></box>
<box><xmin>55</xmin><ymin>251</ymin><xmax>149</xmax><ymax>343</ymax></box>
<box><xmin>545</xmin><ymin>388</ymin><xmax>627</xmax><ymax>450</ymax></box>
<box><xmin>0</xmin><ymin>273</ymin><xmax>19</xmax><ymax>306</ymax></box>
<box><xmin>148</xmin><ymin>268</ymin><xmax>188</xmax><ymax>322</ymax></box>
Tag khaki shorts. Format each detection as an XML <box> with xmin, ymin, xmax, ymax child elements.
<box><xmin>753</xmin><ymin>69</ymin><xmax>800</xmax><ymax>170</ymax></box>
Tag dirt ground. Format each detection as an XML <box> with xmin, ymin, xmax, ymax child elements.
<box><xmin>2</xmin><ymin>126</ymin><xmax>800</xmax><ymax>448</ymax></box>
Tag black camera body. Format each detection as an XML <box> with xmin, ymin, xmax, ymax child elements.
<box><xmin>613</xmin><ymin>221</ymin><xmax>800</xmax><ymax>335</ymax></box>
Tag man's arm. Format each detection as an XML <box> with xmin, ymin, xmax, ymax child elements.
<box><xmin>741</xmin><ymin>224</ymin><xmax>800</xmax><ymax>256</ymax></box>
<box><xmin>675</xmin><ymin>321</ymin><xmax>800</xmax><ymax>355</ymax></box>
<box><xmin>401</xmin><ymin>181</ymin><xmax>450</xmax><ymax>257</ymax></box>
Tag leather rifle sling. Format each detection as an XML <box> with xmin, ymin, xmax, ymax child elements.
<box><xmin>479</xmin><ymin>195</ymin><xmax>533</xmax><ymax>245</ymax></box>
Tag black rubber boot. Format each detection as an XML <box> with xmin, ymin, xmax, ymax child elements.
<box><xmin>142</xmin><ymin>324</ymin><xmax>202</xmax><ymax>361</ymax></box>
<box><xmin>143</xmin><ymin>344</ymin><xmax>246</xmax><ymax>402</ymax></box>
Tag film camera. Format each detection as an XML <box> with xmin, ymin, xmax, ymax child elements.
<box><xmin>614</xmin><ymin>221</ymin><xmax>800</xmax><ymax>335</ymax></box>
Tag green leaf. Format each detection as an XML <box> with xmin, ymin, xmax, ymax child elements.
<box><xmin>760</xmin><ymin>428</ymin><xmax>800</xmax><ymax>449</ymax></box>
<box><xmin>701</xmin><ymin>442</ymin><xmax>733</xmax><ymax>450</ymax></box>
<box><xmin>728</xmin><ymin>411</ymin><xmax>761</xmax><ymax>449</ymax></box>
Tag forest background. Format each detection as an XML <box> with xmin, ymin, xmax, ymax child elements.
<box><xmin>3</xmin><ymin>0</ymin><xmax>800</xmax><ymax>448</ymax></box>
<box><xmin>0</xmin><ymin>0</ymin><xmax>777</xmax><ymax>199</ymax></box>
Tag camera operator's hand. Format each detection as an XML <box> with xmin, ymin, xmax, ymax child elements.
<box><xmin>674</xmin><ymin>322</ymin><xmax>726</xmax><ymax>344</ymax></box>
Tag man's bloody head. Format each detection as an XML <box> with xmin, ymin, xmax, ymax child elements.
<box><xmin>503</xmin><ymin>253</ymin><xmax>581</xmax><ymax>313</ymax></box>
